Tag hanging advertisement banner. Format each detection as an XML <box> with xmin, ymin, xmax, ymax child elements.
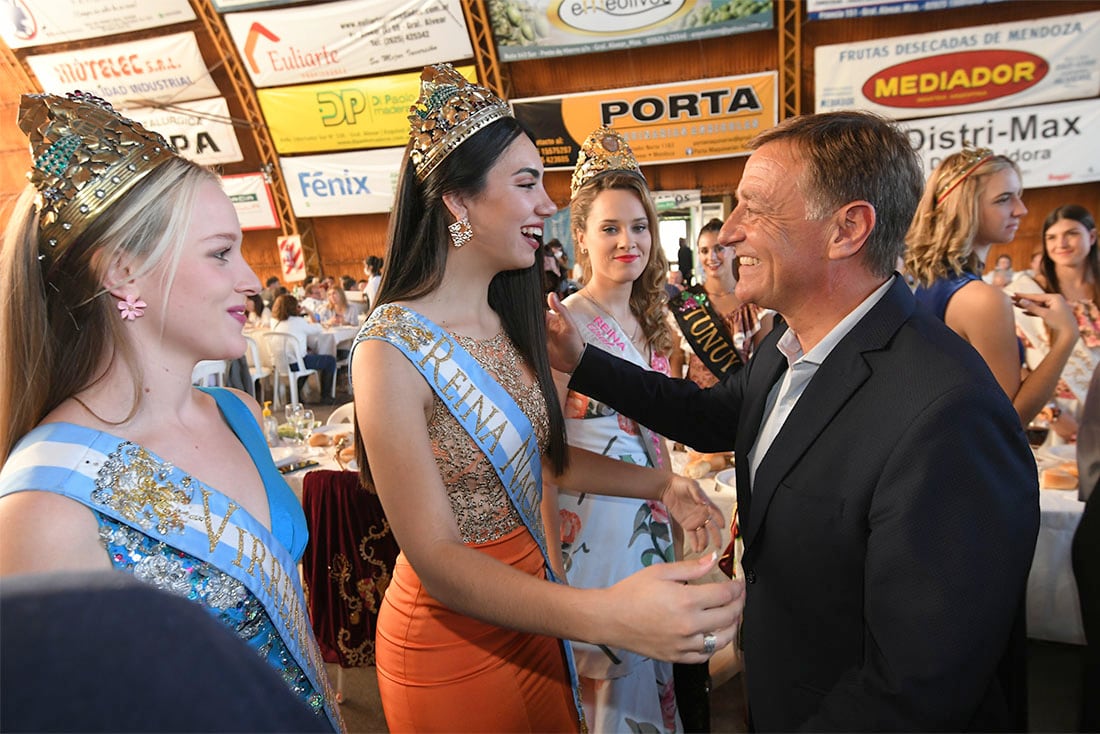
<box><xmin>224</xmin><ymin>0</ymin><xmax>473</xmax><ymax>88</ymax></box>
<box><xmin>2</xmin><ymin>0</ymin><xmax>195</xmax><ymax>49</ymax></box>
<box><xmin>815</xmin><ymin>11</ymin><xmax>1100</xmax><ymax>121</ymax></box>
<box><xmin>806</xmin><ymin>0</ymin><xmax>1003</xmax><ymax>21</ymax></box>
<box><xmin>487</xmin><ymin>0</ymin><xmax>772</xmax><ymax>62</ymax></box>
<box><xmin>512</xmin><ymin>72</ymin><xmax>777</xmax><ymax>170</ymax></box>
<box><xmin>126</xmin><ymin>97</ymin><xmax>244</xmax><ymax>166</ymax></box>
<box><xmin>279</xmin><ymin>148</ymin><xmax>406</xmax><ymax>217</ymax></box>
<box><xmin>278</xmin><ymin>235</ymin><xmax>308</xmax><ymax>282</ymax></box>
<box><xmin>25</xmin><ymin>32</ymin><xmax>220</xmax><ymax>106</ymax></box>
<box><xmin>258</xmin><ymin>66</ymin><xmax>476</xmax><ymax>154</ymax></box>
<box><xmin>221</xmin><ymin>173</ymin><xmax>280</xmax><ymax>231</ymax></box>
<box><xmin>901</xmin><ymin>97</ymin><xmax>1100</xmax><ymax>189</ymax></box>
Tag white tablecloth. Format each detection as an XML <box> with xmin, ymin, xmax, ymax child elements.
<box><xmin>1028</xmin><ymin>487</ymin><xmax>1086</xmax><ymax>645</ymax></box>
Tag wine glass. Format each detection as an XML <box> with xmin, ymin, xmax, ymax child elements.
<box><xmin>298</xmin><ymin>409</ymin><xmax>315</xmax><ymax>448</ymax></box>
<box><xmin>284</xmin><ymin>403</ymin><xmax>303</xmax><ymax>443</ymax></box>
<box><xmin>1026</xmin><ymin>415</ymin><xmax>1050</xmax><ymax>449</ymax></box>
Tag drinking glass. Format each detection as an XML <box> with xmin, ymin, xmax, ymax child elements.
<box><xmin>284</xmin><ymin>403</ymin><xmax>303</xmax><ymax>443</ymax></box>
<box><xmin>1026</xmin><ymin>416</ymin><xmax>1050</xmax><ymax>449</ymax></box>
<box><xmin>298</xmin><ymin>409</ymin><xmax>315</xmax><ymax>447</ymax></box>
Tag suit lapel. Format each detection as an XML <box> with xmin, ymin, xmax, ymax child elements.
<box><xmin>739</xmin><ymin>278</ymin><xmax>915</xmax><ymax>551</ymax></box>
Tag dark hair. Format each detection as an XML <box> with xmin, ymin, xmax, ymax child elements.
<box><xmin>357</xmin><ymin>117</ymin><xmax>567</xmax><ymax>477</ymax></box>
<box><xmin>264</xmin><ymin>276</ymin><xmax>280</xmax><ymax>287</ymax></box>
<box><xmin>698</xmin><ymin>218</ymin><xmax>723</xmax><ymax>238</ymax></box>
<box><xmin>752</xmin><ymin>111</ymin><xmax>923</xmax><ymax>278</ymax></box>
<box><xmin>1039</xmin><ymin>204</ymin><xmax>1100</xmax><ymax>295</ymax></box>
<box><xmin>246</xmin><ymin>294</ymin><xmax>265</xmax><ymax>315</ymax></box>
<box><xmin>364</xmin><ymin>255</ymin><xmax>383</xmax><ymax>275</ymax></box>
<box><xmin>271</xmin><ymin>294</ymin><xmax>299</xmax><ymax>322</ymax></box>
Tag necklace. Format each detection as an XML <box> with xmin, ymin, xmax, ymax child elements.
<box><xmin>579</xmin><ymin>289</ymin><xmax>642</xmax><ymax>344</ymax></box>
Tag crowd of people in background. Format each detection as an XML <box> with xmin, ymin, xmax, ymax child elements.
<box><xmin>1</xmin><ymin>70</ymin><xmax>1097</xmax><ymax>734</ymax></box>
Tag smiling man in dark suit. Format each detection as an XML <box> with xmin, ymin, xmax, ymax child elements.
<box><xmin>546</xmin><ymin>111</ymin><xmax>1038</xmax><ymax>731</ymax></box>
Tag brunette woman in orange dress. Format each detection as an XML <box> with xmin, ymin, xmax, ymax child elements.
<box><xmin>349</xmin><ymin>65</ymin><xmax>744</xmax><ymax>733</ymax></box>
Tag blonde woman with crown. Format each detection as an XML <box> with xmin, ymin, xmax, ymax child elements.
<box><xmin>553</xmin><ymin>127</ymin><xmax>685</xmax><ymax>733</ymax></box>
<box><xmin>0</xmin><ymin>93</ymin><xmax>342</xmax><ymax>731</ymax></box>
<box><xmin>349</xmin><ymin>65</ymin><xmax>743</xmax><ymax>732</ymax></box>
<box><xmin>905</xmin><ymin>148</ymin><xmax>1078</xmax><ymax>426</ymax></box>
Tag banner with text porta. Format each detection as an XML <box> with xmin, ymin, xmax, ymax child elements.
<box><xmin>258</xmin><ymin>65</ymin><xmax>476</xmax><ymax>154</ymax></box>
<box><xmin>224</xmin><ymin>0</ymin><xmax>472</xmax><ymax>88</ymax></box>
<box><xmin>26</xmin><ymin>31</ymin><xmax>220</xmax><ymax>107</ymax></box>
<box><xmin>901</xmin><ymin>97</ymin><xmax>1100</xmax><ymax>189</ymax></box>
<box><xmin>279</xmin><ymin>148</ymin><xmax>406</xmax><ymax>217</ymax></box>
<box><xmin>512</xmin><ymin>72</ymin><xmax>777</xmax><ymax>170</ymax></box>
<box><xmin>815</xmin><ymin>11</ymin><xmax>1100</xmax><ymax>121</ymax></box>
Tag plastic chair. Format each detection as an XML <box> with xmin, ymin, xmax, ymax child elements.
<box><xmin>243</xmin><ymin>335</ymin><xmax>271</xmax><ymax>403</ymax></box>
<box><xmin>325</xmin><ymin>401</ymin><xmax>355</xmax><ymax>426</ymax></box>
<box><xmin>191</xmin><ymin>360</ymin><xmax>226</xmax><ymax>387</ymax></box>
<box><xmin>261</xmin><ymin>332</ymin><xmax>318</xmax><ymax>410</ymax></box>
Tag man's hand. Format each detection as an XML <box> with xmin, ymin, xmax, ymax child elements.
<box><xmin>546</xmin><ymin>293</ymin><xmax>585</xmax><ymax>373</ymax></box>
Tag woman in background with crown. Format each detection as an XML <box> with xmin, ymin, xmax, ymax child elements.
<box><xmin>553</xmin><ymin>126</ymin><xmax>685</xmax><ymax>733</ymax></box>
<box><xmin>905</xmin><ymin>148</ymin><xmax>1078</xmax><ymax>426</ymax></box>
<box><xmin>0</xmin><ymin>93</ymin><xmax>341</xmax><ymax>731</ymax></box>
<box><xmin>350</xmin><ymin>65</ymin><xmax>743</xmax><ymax>732</ymax></box>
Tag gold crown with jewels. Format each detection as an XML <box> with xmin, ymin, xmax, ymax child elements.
<box><xmin>19</xmin><ymin>91</ymin><xmax>178</xmax><ymax>259</ymax></box>
<box><xmin>407</xmin><ymin>64</ymin><xmax>512</xmax><ymax>181</ymax></box>
<box><xmin>569</xmin><ymin>126</ymin><xmax>644</xmax><ymax>198</ymax></box>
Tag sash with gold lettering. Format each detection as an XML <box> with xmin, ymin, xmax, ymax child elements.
<box><xmin>353</xmin><ymin>303</ymin><xmax>585</xmax><ymax>724</ymax></box>
<box><xmin>0</xmin><ymin>401</ymin><xmax>343</xmax><ymax>732</ymax></box>
<box><xmin>670</xmin><ymin>285</ymin><xmax>742</xmax><ymax>379</ymax></box>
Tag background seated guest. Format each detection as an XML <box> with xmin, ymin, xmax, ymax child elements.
<box><xmin>905</xmin><ymin>148</ymin><xmax>1078</xmax><ymax>428</ymax></box>
<box><xmin>322</xmin><ymin>285</ymin><xmax>358</xmax><ymax>327</ymax></box>
<box><xmin>245</xmin><ymin>293</ymin><xmax>271</xmax><ymax>328</ymax></box>
<box><xmin>260</xmin><ymin>275</ymin><xmax>282</xmax><ymax>308</ymax></box>
<box><xmin>1008</xmin><ymin>205</ymin><xmax>1100</xmax><ymax>444</ymax></box>
<box><xmin>546</xmin><ymin>110</ymin><xmax>1038</xmax><ymax>731</ymax></box>
<box><xmin>272</xmin><ymin>294</ymin><xmax>336</xmax><ymax>403</ymax></box>
<box><xmin>983</xmin><ymin>253</ymin><xmax>1014</xmax><ymax>287</ymax></box>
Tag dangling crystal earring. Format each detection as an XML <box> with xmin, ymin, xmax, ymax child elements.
<box><xmin>117</xmin><ymin>294</ymin><xmax>147</xmax><ymax>320</ymax></box>
<box><xmin>448</xmin><ymin>218</ymin><xmax>473</xmax><ymax>248</ymax></box>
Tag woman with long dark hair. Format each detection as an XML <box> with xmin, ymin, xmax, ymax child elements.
<box><xmin>349</xmin><ymin>65</ymin><xmax>742</xmax><ymax>732</ymax></box>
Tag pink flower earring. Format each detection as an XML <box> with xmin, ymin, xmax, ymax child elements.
<box><xmin>118</xmin><ymin>294</ymin><xmax>147</xmax><ymax>320</ymax></box>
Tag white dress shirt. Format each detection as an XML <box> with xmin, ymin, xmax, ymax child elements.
<box><xmin>747</xmin><ymin>277</ymin><xmax>895</xmax><ymax>488</ymax></box>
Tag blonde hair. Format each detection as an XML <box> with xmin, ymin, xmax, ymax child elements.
<box><xmin>0</xmin><ymin>158</ymin><xmax>218</xmax><ymax>462</ymax></box>
<box><xmin>570</xmin><ymin>171</ymin><xmax>675</xmax><ymax>358</ymax></box>
<box><xmin>904</xmin><ymin>152</ymin><xmax>1020</xmax><ymax>287</ymax></box>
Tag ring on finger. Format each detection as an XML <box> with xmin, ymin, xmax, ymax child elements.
<box><xmin>702</xmin><ymin>631</ymin><xmax>717</xmax><ymax>656</ymax></box>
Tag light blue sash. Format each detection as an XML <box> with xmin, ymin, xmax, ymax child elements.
<box><xmin>0</xmin><ymin>395</ymin><xmax>342</xmax><ymax>732</ymax></box>
<box><xmin>354</xmin><ymin>303</ymin><xmax>584</xmax><ymax>725</ymax></box>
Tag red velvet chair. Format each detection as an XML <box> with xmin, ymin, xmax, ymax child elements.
<box><xmin>301</xmin><ymin>469</ymin><xmax>399</xmax><ymax>700</ymax></box>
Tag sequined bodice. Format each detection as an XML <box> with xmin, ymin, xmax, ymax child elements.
<box><xmin>429</xmin><ymin>331</ymin><xmax>550</xmax><ymax>544</ymax></box>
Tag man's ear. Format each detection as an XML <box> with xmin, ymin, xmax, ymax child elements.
<box><xmin>828</xmin><ymin>201</ymin><xmax>875</xmax><ymax>261</ymax></box>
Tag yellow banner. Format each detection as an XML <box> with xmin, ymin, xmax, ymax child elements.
<box><xmin>258</xmin><ymin>65</ymin><xmax>477</xmax><ymax>154</ymax></box>
<box><xmin>512</xmin><ymin>72</ymin><xmax>777</xmax><ymax>168</ymax></box>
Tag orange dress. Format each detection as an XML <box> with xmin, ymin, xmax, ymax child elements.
<box><xmin>373</xmin><ymin>331</ymin><xmax>579</xmax><ymax>733</ymax></box>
